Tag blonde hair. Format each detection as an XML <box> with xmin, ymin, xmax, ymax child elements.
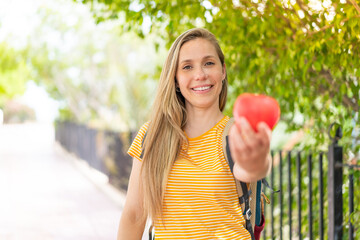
<box><xmin>141</xmin><ymin>28</ymin><xmax>228</xmax><ymax>224</ymax></box>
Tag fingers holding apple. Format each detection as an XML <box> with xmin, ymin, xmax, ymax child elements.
<box><xmin>228</xmin><ymin>119</ymin><xmax>272</xmax><ymax>182</ymax></box>
<box><xmin>256</xmin><ymin>121</ymin><xmax>272</xmax><ymax>146</ymax></box>
<box><xmin>229</xmin><ymin>117</ymin><xmax>271</xmax><ymax>162</ymax></box>
<box><xmin>236</xmin><ymin>117</ymin><xmax>256</xmax><ymax>145</ymax></box>
<box><xmin>228</xmin><ymin>93</ymin><xmax>280</xmax><ymax>182</ymax></box>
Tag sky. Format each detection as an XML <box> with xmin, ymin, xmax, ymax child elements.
<box><xmin>0</xmin><ymin>0</ymin><xmax>45</xmax><ymax>49</ymax></box>
<box><xmin>19</xmin><ymin>81</ymin><xmax>61</xmax><ymax>123</ymax></box>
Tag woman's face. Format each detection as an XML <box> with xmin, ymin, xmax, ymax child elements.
<box><xmin>176</xmin><ymin>38</ymin><xmax>226</xmax><ymax>112</ymax></box>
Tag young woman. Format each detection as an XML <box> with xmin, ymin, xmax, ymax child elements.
<box><xmin>117</xmin><ymin>28</ymin><xmax>271</xmax><ymax>240</ymax></box>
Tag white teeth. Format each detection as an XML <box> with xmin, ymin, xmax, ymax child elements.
<box><xmin>193</xmin><ymin>86</ymin><xmax>211</xmax><ymax>91</ymax></box>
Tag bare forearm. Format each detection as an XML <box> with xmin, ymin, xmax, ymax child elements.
<box><xmin>117</xmin><ymin>213</ymin><xmax>146</xmax><ymax>240</ymax></box>
<box><xmin>118</xmin><ymin>158</ymin><xmax>146</xmax><ymax>240</ymax></box>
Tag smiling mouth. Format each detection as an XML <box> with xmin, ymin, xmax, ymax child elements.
<box><xmin>192</xmin><ymin>85</ymin><xmax>213</xmax><ymax>91</ymax></box>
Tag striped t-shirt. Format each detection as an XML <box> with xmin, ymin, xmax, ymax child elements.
<box><xmin>128</xmin><ymin>116</ymin><xmax>251</xmax><ymax>239</ymax></box>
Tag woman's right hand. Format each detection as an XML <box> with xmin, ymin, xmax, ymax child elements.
<box><xmin>228</xmin><ymin>117</ymin><xmax>272</xmax><ymax>183</ymax></box>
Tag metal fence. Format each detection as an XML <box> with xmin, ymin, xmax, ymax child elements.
<box><xmin>55</xmin><ymin>121</ymin><xmax>135</xmax><ymax>191</ymax></box>
<box><xmin>263</xmin><ymin>125</ymin><xmax>359</xmax><ymax>240</ymax></box>
<box><xmin>55</xmin><ymin>122</ymin><xmax>359</xmax><ymax>239</ymax></box>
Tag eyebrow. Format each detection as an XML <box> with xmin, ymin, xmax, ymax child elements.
<box><xmin>179</xmin><ymin>55</ymin><xmax>217</xmax><ymax>64</ymax></box>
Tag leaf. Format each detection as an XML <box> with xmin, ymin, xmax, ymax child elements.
<box><xmin>314</xmin><ymin>61</ymin><xmax>322</xmax><ymax>72</ymax></box>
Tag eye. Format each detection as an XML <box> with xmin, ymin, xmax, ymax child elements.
<box><xmin>205</xmin><ymin>61</ymin><xmax>215</xmax><ymax>66</ymax></box>
<box><xmin>183</xmin><ymin>65</ymin><xmax>192</xmax><ymax>70</ymax></box>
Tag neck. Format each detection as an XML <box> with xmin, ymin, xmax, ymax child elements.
<box><xmin>184</xmin><ymin>106</ymin><xmax>224</xmax><ymax>138</ymax></box>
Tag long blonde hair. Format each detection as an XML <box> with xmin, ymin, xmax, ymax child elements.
<box><xmin>141</xmin><ymin>28</ymin><xmax>228</xmax><ymax>223</ymax></box>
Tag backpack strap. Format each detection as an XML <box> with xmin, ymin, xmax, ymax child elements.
<box><xmin>255</xmin><ymin>180</ymin><xmax>262</xmax><ymax>226</ymax></box>
<box><xmin>222</xmin><ymin>119</ymin><xmax>251</xmax><ymax>207</ymax></box>
<box><xmin>222</xmin><ymin>118</ymin><xmax>256</xmax><ymax>239</ymax></box>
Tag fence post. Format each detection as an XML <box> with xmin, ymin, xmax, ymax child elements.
<box><xmin>328</xmin><ymin>124</ymin><xmax>343</xmax><ymax>240</ymax></box>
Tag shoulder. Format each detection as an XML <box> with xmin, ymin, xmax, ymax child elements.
<box><xmin>136</xmin><ymin>122</ymin><xmax>149</xmax><ymax>139</ymax></box>
<box><xmin>220</xmin><ymin>116</ymin><xmax>234</xmax><ymax>137</ymax></box>
<box><xmin>127</xmin><ymin>122</ymin><xmax>149</xmax><ymax>161</ymax></box>
<box><xmin>215</xmin><ymin>116</ymin><xmax>233</xmax><ymax>150</ymax></box>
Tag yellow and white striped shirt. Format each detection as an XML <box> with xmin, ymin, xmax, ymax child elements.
<box><xmin>128</xmin><ymin>116</ymin><xmax>251</xmax><ymax>239</ymax></box>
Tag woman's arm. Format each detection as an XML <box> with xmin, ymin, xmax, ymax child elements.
<box><xmin>117</xmin><ymin>158</ymin><xmax>147</xmax><ymax>240</ymax></box>
<box><xmin>228</xmin><ymin>117</ymin><xmax>272</xmax><ymax>182</ymax></box>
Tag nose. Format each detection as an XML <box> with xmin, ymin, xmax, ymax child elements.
<box><xmin>194</xmin><ymin>66</ymin><xmax>207</xmax><ymax>81</ymax></box>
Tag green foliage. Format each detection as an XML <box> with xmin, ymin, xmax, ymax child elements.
<box><xmin>0</xmin><ymin>43</ymin><xmax>31</xmax><ymax>105</ymax></box>
<box><xmin>18</xmin><ymin>0</ymin><xmax>166</xmax><ymax>131</ymax></box>
<box><xmin>78</xmin><ymin>0</ymin><xmax>360</xmax><ymax>146</ymax></box>
<box><xmin>57</xmin><ymin>106</ymin><xmax>76</xmax><ymax>122</ymax></box>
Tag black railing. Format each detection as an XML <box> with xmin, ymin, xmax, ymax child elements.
<box><xmin>262</xmin><ymin>125</ymin><xmax>359</xmax><ymax>240</ymax></box>
<box><xmin>328</xmin><ymin>125</ymin><xmax>344</xmax><ymax>240</ymax></box>
<box><xmin>55</xmin><ymin>122</ymin><xmax>359</xmax><ymax>239</ymax></box>
<box><xmin>55</xmin><ymin>121</ymin><xmax>135</xmax><ymax>191</ymax></box>
<box><xmin>266</xmin><ymin>150</ymin><xmax>325</xmax><ymax>240</ymax></box>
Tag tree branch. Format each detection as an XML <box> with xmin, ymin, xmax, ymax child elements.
<box><xmin>310</xmin><ymin>67</ymin><xmax>359</xmax><ymax>112</ymax></box>
<box><xmin>296</xmin><ymin>0</ymin><xmax>321</xmax><ymax>27</ymax></box>
<box><xmin>288</xmin><ymin>5</ymin><xmax>306</xmax><ymax>28</ymax></box>
<box><xmin>244</xmin><ymin>0</ymin><xmax>263</xmax><ymax>17</ymax></box>
<box><xmin>268</xmin><ymin>0</ymin><xmax>297</xmax><ymax>36</ymax></box>
<box><xmin>307</xmin><ymin>15</ymin><xmax>360</xmax><ymax>36</ymax></box>
<box><xmin>348</xmin><ymin>0</ymin><xmax>360</xmax><ymax>15</ymax></box>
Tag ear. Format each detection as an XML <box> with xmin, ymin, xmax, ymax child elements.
<box><xmin>222</xmin><ymin>63</ymin><xmax>226</xmax><ymax>80</ymax></box>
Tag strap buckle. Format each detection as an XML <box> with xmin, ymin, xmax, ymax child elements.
<box><xmin>239</xmin><ymin>189</ymin><xmax>252</xmax><ymax>204</ymax></box>
<box><xmin>244</xmin><ymin>208</ymin><xmax>252</xmax><ymax>220</ymax></box>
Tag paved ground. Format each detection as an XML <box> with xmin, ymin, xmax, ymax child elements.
<box><xmin>0</xmin><ymin>123</ymin><xmax>129</xmax><ymax>240</ymax></box>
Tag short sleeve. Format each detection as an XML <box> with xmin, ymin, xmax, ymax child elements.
<box><xmin>127</xmin><ymin>122</ymin><xmax>149</xmax><ymax>161</ymax></box>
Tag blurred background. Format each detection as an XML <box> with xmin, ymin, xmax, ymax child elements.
<box><xmin>0</xmin><ymin>0</ymin><xmax>359</xmax><ymax>239</ymax></box>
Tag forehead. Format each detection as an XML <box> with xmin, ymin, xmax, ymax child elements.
<box><xmin>178</xmin><ymin>38</ymin><xmax>218</xmax><ymax>61</ymax></box>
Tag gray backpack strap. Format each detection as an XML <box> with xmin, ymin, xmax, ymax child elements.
<box><xmin>222</xmin><ymin>118</ymin><xmax>235</xmax><ymax>156</ymax></box>
<box><xmin>222</xmin><ymin>118</ymin><xmax>246</xmax><ymax>208</ymax></box>
<box><xmin>222</xmin><ymin>117</ymin><xmax>256</xmax><ymax>239</ymax></box>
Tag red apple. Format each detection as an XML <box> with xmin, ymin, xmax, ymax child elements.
<box><xmin>233</xmin><ymin>93</ymin><xmax>280</xmax><ymax>131</ymax></box>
